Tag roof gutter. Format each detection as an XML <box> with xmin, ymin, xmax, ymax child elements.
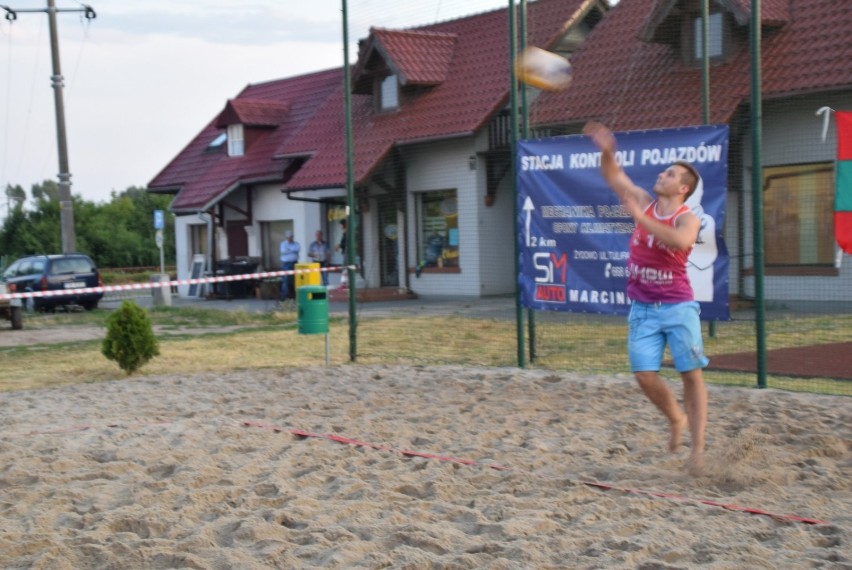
<box><xmin>395</xmin><ymin>130</ymin><xmax>475</xmax><ymax>147</ymax></box>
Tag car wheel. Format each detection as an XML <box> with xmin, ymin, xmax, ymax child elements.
<box><xmin>10</xmin><ymin>306</ymin><xmax>23</xmax><ymax>330</ymax></box>
<box><xmin>82</xmin><ymin>300</ymin><xmax>99</xmax><ymax>311</ymax></box>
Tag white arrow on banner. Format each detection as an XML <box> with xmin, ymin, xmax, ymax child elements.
<box><xmin>523</xmin><ymin>196</ymin><xmax>535</xmax><ymax>247</ymax></box>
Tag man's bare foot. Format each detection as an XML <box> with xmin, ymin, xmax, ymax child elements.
<box><xmin>669</xmin><ymin>414</ymin><xmax>688</xmax><ymax>453</ymax></box>
<box><xmin>686</xmin><ymin>452</ymin><xmax>705</xmax><ymax>477</ymax></box>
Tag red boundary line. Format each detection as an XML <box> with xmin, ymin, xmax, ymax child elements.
<box><xmin>242</xmin><ymin>420</ymin><xmax>828</xmax><ymax>526</ymax></box>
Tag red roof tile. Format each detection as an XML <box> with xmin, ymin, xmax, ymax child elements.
<box><xmin>357</xmin><ymin>28</ymin><xmax>458</xmax><ymax>87</ymax></box>
<box><xmin>214</xmin><ymin>99</ymin><xmax>291</xmax><ymax>128</ymax></box>
<box><xmin>149</xmin><ymin>0</ymin><xmax>602</xmax><ymax>203</ymax></box>
<box><xmin>148</xmin><ymin>68</ymin><xmax>340</xmax><ymax>212</ymax></box>
<box><xmin>280</xmin><ymin>0</ymin><xmax>596</xmax><ymax>190</ymax></box>
<box><xmin>533</xmin><ymin>0</ymin><xmax>852</xmax><ymax>131</ymax></box>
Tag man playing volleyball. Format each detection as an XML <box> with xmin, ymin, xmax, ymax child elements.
<box><xmin>584</xmin><ymin>122</ymin><xmax>709</xmax><ymax>474</ymax></box>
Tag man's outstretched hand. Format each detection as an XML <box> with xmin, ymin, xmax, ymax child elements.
<box><xmin>583</xmin><ymin>121</ymin><xmax>616</xmax><ymax>153</ymax></box>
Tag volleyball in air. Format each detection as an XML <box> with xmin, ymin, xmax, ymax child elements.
<box><xmin>514</xmin><ymin>47</ymin><xmax>572</xmax><ymax>91</ymax></box>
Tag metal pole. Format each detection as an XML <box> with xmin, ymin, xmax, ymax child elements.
<box><xmin>701</xmin><ymin>0</ymin><xmax>710</xmax><ymax>125</ymax></box>
<box><xmin>700</xmin><ymin>0</ymin><xmax>717</xmax><ymax>339</ymax></box>
<box><xmin>509</xmin><ymin>0</ymin><xmax>526</xmax><ymax>368</ymax></box>
<box><xmin>342</xmin><ymin>0</ymin><xmax>357</xmax><ymax>361</ymax></box>
<box><xmin>518</xmin><ymin>0</ymin><xmax>536</xmax><ymax>363</ymax></box>
<box><xmin>750</xmin><ymin>0</ymin><xmax>767</xmax><ymax>388</ymax></box>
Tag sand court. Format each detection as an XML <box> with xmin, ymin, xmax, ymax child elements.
<box><xmin>1</xmin><ymin>365</ymin><xmax>849</xmax><ymax>568</ymax></box>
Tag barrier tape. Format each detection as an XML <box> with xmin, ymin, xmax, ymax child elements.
<box><xmin>0</xmin><ymin>265</ymin><xmax>357</xmax><ymax>301</ymax></box>
<box><xmin>242</xmin><ymin>420</ymin><xmax>829</xmax><ymax>526</ymax></box>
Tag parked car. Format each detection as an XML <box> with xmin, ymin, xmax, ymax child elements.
<box><xmin>2</xmin><ymin>253</ymin><xmax>104</xmax><ymax>312</ymax></box>
<box><xmin>0</xmin><ymin>278</ymin><xmax>23</xmax><ymax>329</ymax></box>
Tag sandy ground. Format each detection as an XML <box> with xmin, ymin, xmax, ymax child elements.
<box><xmin>0</xmin><ymin>365</ymin><xmax>849</xmax><ymax>569</ymax></box>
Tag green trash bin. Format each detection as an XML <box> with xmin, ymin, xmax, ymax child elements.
<box><xmin>298</xmin><ymin>285</ymin><xmax>329</xmax><ymax>334</ymax></box>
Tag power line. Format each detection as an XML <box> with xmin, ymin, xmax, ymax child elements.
<box><xmin>1</xmin><ymin>1</ymin><xmax>96</xmax><ymax>253</ymax></box>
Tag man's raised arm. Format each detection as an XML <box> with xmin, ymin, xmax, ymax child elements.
<box><xmin>583</xmin><ymin>122</ymin><xmax>650</xmax><ymax>209</ymax></box>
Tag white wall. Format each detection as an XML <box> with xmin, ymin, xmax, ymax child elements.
<box><xmin>173</xmin><ymin>212</ymin><xmax>207</xmax><ymax>297</ymax></box>
<box><xmin>477</xmin><ymin>155</ymin><xmax>516</xmax><ymax>295</ymax></box>
<box><xmin>403</xmin><ymin>137</ymin><xmax>483</xmax><ymax>297</ymax></box>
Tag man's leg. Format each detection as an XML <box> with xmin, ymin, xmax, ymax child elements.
<box><xmin>634</xmin><ymin>371</ymin><xmax>688</xmax><ymax>453</ymax></box>
<box><xmin>680</xmin><ymin>368</ymin><xmax>707</xmax><ymax>473</ymax></box>
<box><xmin>279</xmin><ymin>263</ymin><xmax>292</xmax><ymax>301</ymax></box>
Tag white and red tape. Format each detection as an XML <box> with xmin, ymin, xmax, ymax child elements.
<box><xmin>0</xmin><ymin>265</ymin><xmax>356</xmax><ymax>301</ymax></box>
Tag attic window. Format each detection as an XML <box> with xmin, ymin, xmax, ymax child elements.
<box><xmin>379</xmin><ymin>74</ymin><xmax>399</xmax><ymax>111</ymax></box>
<box><xmin>227</xmin><ymin>124</ymin><xmax>245</xmax><ymax>157</ymax></box>
<box><xmin>684</xmin><ymin>11</ymin><xmax>733</xmax><ymax>64</ymax></box>
<box><xmin>207</xmin><ymin>132</ymin><xmax>227</xmax><ymax>151</ymax></box>
<box><xmin>694</xmin><ymin>12</ymin><xmax>723</xmax><ymax>59</ymax></box>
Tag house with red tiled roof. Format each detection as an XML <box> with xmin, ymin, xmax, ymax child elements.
<box><xmin>147</xmin><ymin>0</ymin><xmax>608</xmax><ymax>298</ymax></box>
<box><xmin>150</xmin><ymin>0</ymin><xmax>852</xmax><ymax>304</ymax></box>
<box><xmin>530</xmin><ymin>0</ymin><xmax>852</xmax><ymax>304</ymax></box>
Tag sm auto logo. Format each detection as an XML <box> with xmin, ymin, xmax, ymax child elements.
<box><xmin>533</xmin><ymin>252</ymin><xmax>567</xmax><ymax>303</ymax></box>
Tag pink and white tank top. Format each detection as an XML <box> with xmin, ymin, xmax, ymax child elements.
<box><xmin>627</xmin><ymin>201</ymin><xmax>694</xmax><ymax>304</ymax></box>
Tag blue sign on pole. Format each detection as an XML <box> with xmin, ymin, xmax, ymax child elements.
<box><xmin>154</xmin><ymin>209</ymin><xmax>164</xmax><ymax>230</ymax></box>
<box><xmin>517</xmin><ymin>125</ymin><xmax>730</xmax><ymax>320</ymax></box>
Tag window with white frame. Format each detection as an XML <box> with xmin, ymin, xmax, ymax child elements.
<box><xmin>227</xmin><ymin>124</ymin><xmax>245</xmax><ymax>156</ymax></box>
<box><xmin>417</xmin><ymin>190</ymin><xmax>459</xmax><ymax>269</ymax></box>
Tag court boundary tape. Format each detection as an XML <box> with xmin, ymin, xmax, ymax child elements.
<box><xmin>242</xmin><ymin>420</ymin><xmax>828</xmax><ymax>526</ymax></box>
<box><xmin>0</xmin><ymin>264</ymin><xmax>357</xmax><ymax>301</ymax></box>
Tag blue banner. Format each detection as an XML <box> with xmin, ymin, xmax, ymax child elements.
<box><xmin>517</xmin><ymin>125</ymin><xmax>729</xmax><ymax>320</ymax></box>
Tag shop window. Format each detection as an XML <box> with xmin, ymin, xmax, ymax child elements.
<box><xmin>417</xmin><ymin>190</ymin><xmax>459</xmax><ymax>269</ymax></box>
<box><xmin>763</xmin><ymin>163</ymin><xmax>835</xmax><ymax>270</ymax></box>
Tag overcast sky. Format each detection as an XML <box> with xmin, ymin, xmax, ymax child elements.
<box><xmin>0</xmin><ymin>0</ymin><xmax>512</xmax><ymax>210</ymax></box>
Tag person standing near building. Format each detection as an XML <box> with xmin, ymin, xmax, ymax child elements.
<box><xmin>279</xmin><ymin>230</ymin><xmax>300</xmax><ymax>304</ymax></box>
<box><xmin>336</xmin><ymin>219</ymin><xmax>347</xmax><ymax>256</ymax></box>
<box><xmin>308</xmin><ymin>229</ymin><xmax>331</xmax><ymax>285</ymax></box>
<box><xmin>584</xmin><ymin>121</ymin><xmax>709</xmax><ymax>475</ymax></box>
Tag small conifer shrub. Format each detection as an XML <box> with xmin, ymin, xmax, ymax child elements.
<box><xmin>102</xmin><ymin>300</ymin><xmax>160</xmax><ymax>375</ymax></box>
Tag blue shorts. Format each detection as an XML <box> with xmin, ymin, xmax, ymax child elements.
<box><xmin>628</xmin><ymin>301</ymin><xmax>709</xmax><ymax>373</ymax></box>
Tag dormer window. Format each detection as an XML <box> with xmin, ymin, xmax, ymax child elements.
<box><xmin>352</xmin><ymin>29</ymin><xmax>456</xmax><ymax>113</ymax></box>
<box><xmin>641</xmin><ymin>3</ymin><xmax>744</xmax><ymax>67</ymax></box>
<box><xmin>380</xmin><ymin>74</ymin><xmax>399</xmax><ymax>111</ymax></box>
<box><xmin>684</xmin><ymin>10</ymin><xmax>734</xmax><ymax>64</ymax></box>
<box><xmin>694</xmin><ymin>12</ymin><xmax>723</xmax><ymax>59</ymax></box>
<box><xmin>227</xmin><ymin>124</ymin><xmax>244</xmax><ymax>157</ymax></box>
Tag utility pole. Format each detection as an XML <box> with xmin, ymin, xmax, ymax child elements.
<box><xmin>2</xmin><ymin>1</ymin><xmax>96</xmax><ymax>253</ymax></box>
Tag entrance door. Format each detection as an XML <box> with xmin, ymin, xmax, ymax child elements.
<box><xmin>226</xmin><ymin>221</ymin><xmax>248</xmax><ymax>258</ymax></box>
<box><xmin>377</xmin><ymin>201</ymin><xmax>399</xmax><ymax>287</ymax></box>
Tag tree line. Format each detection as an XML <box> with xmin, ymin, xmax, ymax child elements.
<box><xmin>1</xmin><ymin>180</ymin><xmax>175</xmax><ymax>270</ymax></box>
